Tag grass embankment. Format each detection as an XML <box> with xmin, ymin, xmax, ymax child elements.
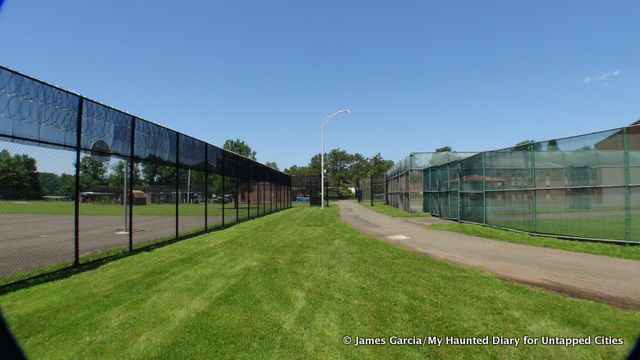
<box><xmin>1</xmin><ymin>207</ymin><xmax>638</xmax><ymax>359</ymax></box>
<box><xmin>363</xmin><ymin>202</ymin><xmax>430</xmax><ymax>217</ymax></box>
<box><xmin>429</xmin><ymin>222</ymin><xmax>640</xmax><ymax>261</ymax></box>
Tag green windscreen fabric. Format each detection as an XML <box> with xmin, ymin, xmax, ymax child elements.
<box><xmin>414</xmin><ymin>126</ymin><xmax>640</xmax><ymax>242</ymax></box>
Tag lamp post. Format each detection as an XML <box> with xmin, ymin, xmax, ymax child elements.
<box><xmin>321</xmin><ymin>109</ymin><xmax>351</xmax><ymax>208</ymax></box>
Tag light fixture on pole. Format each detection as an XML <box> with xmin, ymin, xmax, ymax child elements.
<box><xmin>321</xmin><ymin>108</ymin><xmax>351</xmax><ymax>208</ymax></box>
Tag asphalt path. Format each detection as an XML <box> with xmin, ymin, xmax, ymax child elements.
<box><xmin>338</xmin><ymin>201</ymin><xmax>640</xmax><ymax>309</ymax></box>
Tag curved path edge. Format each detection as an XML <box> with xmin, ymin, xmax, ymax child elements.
<box><xmin>337</xmin><ymin>201</ymin><xmax>640</xmax><ymax>310</ymax></box>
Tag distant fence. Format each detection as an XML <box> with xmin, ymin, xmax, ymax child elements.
<box><xmin>387</xmin><ymin>126</ymin><xmax>640</xmax><ymax>244</ymax></box>
<box><xmin>291</xmin><ymin>175</ymin><xmax>341</xmax><ymax>206</ymax></box>
<box><xmin>356</xmin><ymin>174</ymin><xmax>386</xmax><ymax>205</ymax></box>
<box><xmin>0</xmin><ymin>66</ymin><xmax>291</xmax><ymax>286</ymax></box>
<box><xmin>386</xmin><ymin>152</ymin><xmax>476</xmax><ymax>211</ymax></box>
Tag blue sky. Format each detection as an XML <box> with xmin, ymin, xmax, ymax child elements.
<box><xmin>1</xmin><ymin>0</ymin><xmax>639</xmax><ymax>169</ymax></box>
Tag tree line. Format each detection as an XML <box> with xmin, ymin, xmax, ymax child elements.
<box><xmin>0</xmin><ymin>139</ymin><xmax>268</xmax><ymax>204</ymax></box>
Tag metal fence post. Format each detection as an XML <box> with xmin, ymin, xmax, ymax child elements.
<box><xmin>204</xmin><ymin>146</ymin><xmax>209</xmax><ymax>232</ymax></box>
<box><xmin>370</xmin><ymin>173</ymin><xmax>374</xmax><ymax>206</ymax></box>
<box><xmin>222</xmin><ymin>151</ymin><xmax>225</xmax><ymax>227</ymax></box>
<box><xmin>236</xmin><ymin>159</ymin><xmax>239</xmax><ymax>222</ymax></box>
<box><xmin>247</xmin><ymin>161</ymin><xmax>250</xmax><ymax>219</ymax></box>
<box><xmin>73</xmin><ymin>97</ymin><xmax>84</xmax><ymax>266</ymax></box>
<box><xmin>457</xmin><ymin>162</ymin><xmax>462</xmax><ymax>221</ymax></box>
<box><xmin>624</xmin><ymin>127</ymin><xmax>631</xmax><ymax>244</ymax></box>
<box><xmin>129</xmin><ymin>117</ymin><xmax>136</xmax><ymax>250</ymax></box>
<box><xmin>482</xmin><ymin>152</ymin><xmax>487</xmax><ymax>224</ymax></box>
<box><xmin>530</xmin><ymin>143</ymin><xmax>537</xmax><ymax>233</ymax></box>
<box><xmin>385</xmin><ymin>173</ymin><xmax>388</xmax><ymax>205</ymax></box>
<box><xmin>175</xmin><ymin>134</ymin><xmax>180</xmax><ymax>239</ymax></box>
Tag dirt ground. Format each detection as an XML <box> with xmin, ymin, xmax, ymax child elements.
<box><xmin>338</xmin><ymin>201</ymin><xmax>640</xmax><ymax>309</ymax></box>
<box><xmin>0</xmin><ymin>214</ymin><xmax>223</xmax><ymax>277</ymax></box>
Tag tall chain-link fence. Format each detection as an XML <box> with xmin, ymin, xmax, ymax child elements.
<box><xmin>356</xmin><ymin>175</ymin><xmax>386</xmax><ymax>205</ymax></box>
<box><xmin>291</xmin><ymin>175</ymin><xmax>340</xmax><ymax>206</ymax></box>
<box><xmin>0</xmin><ymin>66</ymin><xmax>292</xmax><ymax>286</ymax></box>
<box><xmin>386</xmin><ymin>152</ymin><xmax>477</xmax><ymax>211</ymax></box>
<box><xmin>389</xmin><ymin>126</ymin><xmax>640</xmax><ymax>244</ymax></box>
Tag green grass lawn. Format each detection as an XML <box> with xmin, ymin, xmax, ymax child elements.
<box><xmin>429</xmin><ymin>222</ymin><xmax>640</xmax><ymax>261</ymax></box>
<box><xmin>0</xmin><ymin>200</ymin><xmax>267</xmax><ymax>216</ymax></box>
<box><xmin>362</xmin><ymin>202</ymin><xmax>431</xmax><ymax>217</ymax></box>
<box><xmin>291</xmin><ymin>200</ymin><xmax>311</xmax><ymax>208</ymax></box>
<box><xmin>488</xmin><ymin>215</ymin><xmax>639</xmax><ymax>244</ymax></box>
<box><xmin>1</xmin><ymin>207</ymin><xmax>638</xmax><ymax>359</ymax></box>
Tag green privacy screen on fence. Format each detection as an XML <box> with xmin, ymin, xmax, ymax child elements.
<box><xmin>386</xmin><ymin>152</ymin><xmax>477</xmax><ymax>212</ymax></box>
<box><xmin>419</xmin><ymin>125</ymin><xmax>640</xmax><ymax>243</ymax></box>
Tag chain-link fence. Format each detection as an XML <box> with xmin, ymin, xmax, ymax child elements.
<box><xmin>386</xmin><ymin>152</ymin><xmax>476</xmax><ymax>211</ymax></box>
<box><xmin>421</xmin><ymin>126</ymin><xmax>640</xmax><ymax>244</ymax></box>
<box><xmin>356</xmin><ymin>175</ymin><xmax>386</xmax><ymax>205</ymax></box>
<box><xmin>0</xmin><ymin>66</ymin><xmax>292</xmax><ymax>286</ymax></box>
<box><xmin>290</xmin><ymin>175</ymin><xmax>339</xmax><ymax>206</ymax></box>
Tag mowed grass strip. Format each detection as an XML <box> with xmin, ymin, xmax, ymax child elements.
<box><xmin>363</xmin><ymin>202</ymin><xmax>431</xmax><ymax>217</ymax></box>
<box><xmin>0</xmin><ymin>208</ymin><xmax>638</xmax><ymax>359</ymax></box>
<box><xmin>429</xmin><ymin>222</ymin><xmax>640</xmax><ymax>261</ymax></box>
<box><xmin>0</xmin><ymin>200</ymin><xmax>263</xmax><ymax>216</ymax></box>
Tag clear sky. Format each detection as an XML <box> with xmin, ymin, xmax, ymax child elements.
<box><xmin>1</xmin><ymin>0</ymin><xmax>639</xmax><ymax>169</ymax></box>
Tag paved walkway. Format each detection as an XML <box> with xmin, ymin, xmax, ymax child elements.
<box><xmin>337</xmin><ymin>201</ymin><xmax>640</xmax><ymax>309</ymax></box>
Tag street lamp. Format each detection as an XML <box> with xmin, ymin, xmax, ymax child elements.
<box><xmin>321</xmin><ymin>108</ymin><xmax>351</xmax><ymax>208</ymax></box>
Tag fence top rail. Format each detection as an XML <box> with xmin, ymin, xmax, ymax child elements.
<box><xmin>396</xmin><ymin>123</ymin><xmax>640</xmax><ymax>175</ymax></box>
<box><xmin>0</xmin><ymin>65</ymin><xmax>290</xmax><ymax>178</ymax></box>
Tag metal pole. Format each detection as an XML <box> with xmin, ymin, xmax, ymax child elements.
<box><xmin>236</xmin><ymin>159</ymin><xmax>239</xmax><ymax>222</ymax></box>
<box><xmin>175</xmin><ymin>135</ymin><xmax>180</xmax><ymax>239</ymax></box>
<box><xmin>222</xmin><ymin>151</ymin><xmax>225</xmax><ymax>227</ymax></box>
<box><xmin>73</xmin><ymin>97</ymin><xmax>84</xmax><ymax>266</ymax></box>
<box><xmin>321</xmin><ymin>122</ymin><xmax>324</xmax><ymax>208</ymax></box>
<box><xmin>370</xmin><ymin>173</ymin><xmax>374</xmax><ymax>206</ymax></box>
<box><xmin>129</xmin><ymin>117</ymin><xmax>135</xmax><ymax>251</ymax></box>
<box><xmin>457</xmin><ymin>163</ymin><xmax>461</xmax><ymax>221</ymax></box>
<box><xmin>385</xmin><ymin>173</ymin><xmax>388</xmax><ymax>205</ymax></box>
<box><xmin>624</xmin><ymin>127</ymin><xmax>631</xmax><ymax>244</ymax></box>
<box><xmin>247</xmin><ymin>161</ymin><xmax>250</xmax><ymax>219</ymax></box>
<box><xmin>187</xmin><ymin>169</ymin><xmax>191</xmax><ymax>204</ymax></box>
<box><xmin>530</xmin><ymin>144</ymin><xmax>537</xmax><ymax>233</ymax></box>
<box><xmin>124</xmin><ymin>159</ymin><xmax>128</xmax><ymax>232</ymax></box>
<box><xmin>204</xmin><ymin>146</ymin><xmax>208</xmax><ymax>231</ymax></box>
<box><xmin>482</xmin><ymin>152</ymin><xmax>487</xmax><ymax>225</ymax></box>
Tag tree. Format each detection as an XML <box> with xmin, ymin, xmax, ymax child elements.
<box><xmin>368</xmin><ymin>153</ymin><xmax>394</xmax><ymax>176</ymax></box>
<box><xmin>78</xmin><ymin>156</ymin><xmax>108</xmax><ymax>191</ymax></box>
<box><xmin>265</xmin><ymin>161</ymin><xmax>279</xmax><ymax>170</ymax></box>
<box><xmin>222</xmin><ymin>139</ymin><xmax>257</xmax><ymax>208</ymax></box>
<box><xmin>547</xmin><ymin>139</ymin><xmax>560</xmax><ymax>151</ymax></box>
<box><xmin>0</xmin><ymin>149</ymin><xmax>43</xmax><ymax>200</ymax></box>
<box><xmin>435</xmin><ymin>146</ymin><xmax>452</xmax><ymax>153</ymax></box>
<box><xmin>38</xmin><ymin>172</ymin><xmax>62</xmax><ymax>195</ymax></box>
<box><xmin>286</xmin><ymin>149</ymin><xmax>394</xmax><ymax>199</ymax></box>
<box><xmin>284</xmin><ymin>165</ymin><xmax>313</xmax><ymax>176</ymax></box>
<box><xmin>350</xmin><ymin>153</ymin><xmax>370</xmax><ymax>180</ymax></box>
<box><xmin>223</xmin><ymin>139</ymin><xmax>256</xmax><ymax>160</ymax></box>
<box><xmin>106</xmin><ymin>160</ymin><xmax>142</xmax><ymax>187</ymax></box>
<box><xmin>58</xmin><ymin>174</ymin><xmax>76</xmax><ymax>195</ymax></box>
<box><xmin>141</xmin><ymin>160</ymin><xmax>176</xmax><ymax>185</ymax></box>
<box><xmin>514</xmin><ymin>140</ymin><xmax>541</xmax><ymax>151</ymax></box>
